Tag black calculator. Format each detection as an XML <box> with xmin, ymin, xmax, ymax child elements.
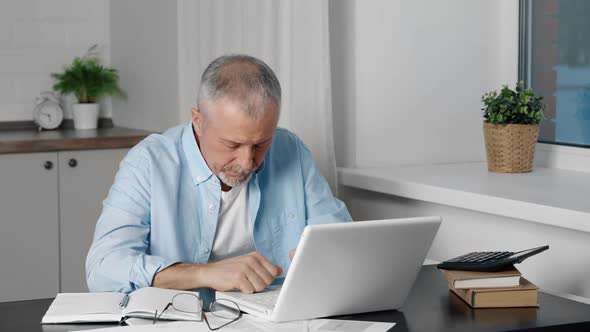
<box><xmin>437</xmin><ymin>245</ymin><xmax>549</xmax><ymax>272</ymax></box>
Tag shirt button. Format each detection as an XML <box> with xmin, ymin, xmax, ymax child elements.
<box><xmin>196</xmin><ymin>176</ymin><xmax>202</xmax><ymax>181</ymax></box>
<box><xmin>208</xmin><ymin>203</ymin><xmax>216</xmax><ymax>211</ymax></box>
<box><xmin>288</xmin><ymin>212</ymin><xmax>295</xmax><ymax>219</ymax></box>
<box><xmin>204</xmin><ymin>248</ymin><xmax>210</xmax><ymax>254</ymax></box>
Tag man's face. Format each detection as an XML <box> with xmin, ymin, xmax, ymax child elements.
<box><xmin>191</xmin><ymin>97</ymin><xmax>279</xmax><ymax>188</ymax></box>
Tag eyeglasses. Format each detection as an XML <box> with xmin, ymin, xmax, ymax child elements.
<box><xmin>152</xmin><ymin>293</ymin><xmax>242</xmax><ymax>330</ymax></box>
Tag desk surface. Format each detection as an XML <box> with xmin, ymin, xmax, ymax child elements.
<box><xmin>2</xmin><ymin>266</ymin><xmax>590</xmax><ymax>332</ymax></box>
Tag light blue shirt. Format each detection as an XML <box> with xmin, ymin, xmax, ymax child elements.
<box><xmin>86</xmin><ymin>122</ymin><xmax>352</xmax><ymax>293</ymax></box>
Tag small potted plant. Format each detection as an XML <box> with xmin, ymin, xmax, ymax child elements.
<box><xmin>51</xmin><ymin>46</ymin><xmax>123</xmax><ymax>130</ymax></box>
<box><xmin>481</xmin><ymin>81</ymin><xmax>545</xmax><ymax>173</ymax></box>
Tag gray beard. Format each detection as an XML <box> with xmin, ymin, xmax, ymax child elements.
<box><xmin>218</xmin><ymin>171</ymin><xmax>248</xmax><ymax>187</ymax></box>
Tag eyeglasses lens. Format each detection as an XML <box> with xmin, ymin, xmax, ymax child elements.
<box><xmin>210</xmin><ymin>299</ymin><xmax>240</xmax><ymax>319</ymax></box>
<box><xmin>172</xmin><ymin>293</ymin><xmax>201</xmax><ymax>313</ymax></box>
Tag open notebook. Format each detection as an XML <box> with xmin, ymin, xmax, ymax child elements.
<box><xmin>41</xmin><ymin>287</ymin><xmax>202</xmax><ymax>324</ymax></box>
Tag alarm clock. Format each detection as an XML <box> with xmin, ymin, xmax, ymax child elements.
<box><xmin>33</xmin><ymin>91</ymin><xmax>64</xmax><ymax>131</ymax></box>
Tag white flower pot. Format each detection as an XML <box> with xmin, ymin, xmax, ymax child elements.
<box><xmin>72</xmin><ymin>103</ymin><xmax>100</xmax><ymax>130</ymax></box>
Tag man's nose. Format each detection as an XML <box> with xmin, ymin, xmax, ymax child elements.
<box><xmin>238</xmin><ymin>146</ymin><xmax>255</xmax><ymax>171</ymax></box>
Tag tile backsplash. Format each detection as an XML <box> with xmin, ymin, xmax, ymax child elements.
<box><xmin>0</xmin><ymin>0</ymin><xmax>111</xmax><ymax>122</ymax></box>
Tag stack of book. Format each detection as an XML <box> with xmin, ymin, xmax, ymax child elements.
<box><xmin>440</xmin><ymin>266</ymin><xmax>539</xmax><ymax>308</ymax></box>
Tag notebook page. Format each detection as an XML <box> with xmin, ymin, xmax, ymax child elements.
<box><xmin>42</xmin><ymin>293</ymin><xmax>123</xmax><ymax>324</ymax></box>
<box><xmin>68</xmin><ymin>315</ymin><xmax>396</xmax><ymax>332</ymax></box>
<box><xmin>123</xmin><ymin>287</ymin><xmax>201</xmax><ymax>321</ymax></box>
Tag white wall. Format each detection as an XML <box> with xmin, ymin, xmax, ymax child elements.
<box><xmin>0</xmin><ymin>0</ymin><xmax>111</xmax><ymax>122</ymax></box>
<box><xmin>331</xmin><ymin>0</ymin><xmax>519</xmax><ymax>168</ymax></box>
<box><xmin>110</xmin><ymin>0</ymin><xmax>179</xmax><ymax>132</ymax></box>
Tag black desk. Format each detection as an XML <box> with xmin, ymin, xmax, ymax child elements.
<box><xmin>2</xmin><ymin>266</ymin><xmax>590</xmax><ymax>332</ymax></box>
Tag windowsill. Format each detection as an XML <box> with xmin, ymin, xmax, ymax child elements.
<box><xmin>338</xmin><ymin>162</ymin><xmax>590</xmax><ymax>233</ymax></box>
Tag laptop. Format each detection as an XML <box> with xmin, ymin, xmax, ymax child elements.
<box><xmin>215</xmin><ymin>216</ymin><xmax>442</xmax><ymax>322</ymax></box>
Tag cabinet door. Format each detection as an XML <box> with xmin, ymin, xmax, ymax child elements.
<box><xmin>58</xmin><ymin>149</ymin><xmax>129</xmax><ymax>293</ymax></box>
<box><xmin>0</xmin><ymin>153</ymin><xmax>59</xmax><ymax>301</ymax></box>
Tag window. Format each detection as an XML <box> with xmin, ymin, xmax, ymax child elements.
<box><xmin>520</xmin><ymin>0</ymin><xmax>590</xmax><ymax>148</ymax></box>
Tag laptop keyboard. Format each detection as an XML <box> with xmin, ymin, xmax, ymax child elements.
<box><xmin>228</xmin><ymin>287</ymin><xmax>281</xmax><ymax>311</ymax></box>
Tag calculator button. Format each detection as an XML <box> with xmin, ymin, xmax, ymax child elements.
<box><xmin>466</xmin><ymin>256</ymin><xmax>483</xmax><ymax>262</ymax></box>
<box><xmin>448</xmin><ymin>254</ymin><xmax>470</xmax><ymax>262</ymax></box>
<box><xmin>460</xmin><ymin>254</ymin><xmax>478</xmax><ymax>262</ymax></box>
<box><xmin>477</xmin><ymin>254</ymin><xmax>495</xmax><ymax>262</ymax></box>
<box><xmin>476</xmin><ymin>255</ymin><xmax>495</xmax><ymax>262</ymax></box>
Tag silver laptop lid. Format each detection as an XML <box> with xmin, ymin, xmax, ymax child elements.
<box><xmin>271</xmin><ymin>216</ymin><xmax>442</xmax><ymax>322</ymax></box>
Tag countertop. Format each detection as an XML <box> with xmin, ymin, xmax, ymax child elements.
<box><xmin>0</xmin><ymin>127</ymin><xmax>153</xmax><ymax>154</ymax></box>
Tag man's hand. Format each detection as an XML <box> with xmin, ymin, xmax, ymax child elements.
<box><xmin>200</xmin><ymin>252</ymin><xmax>282</xmax><ymax>294</ymax></box>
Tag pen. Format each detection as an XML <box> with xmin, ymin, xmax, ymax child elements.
<box><xmin>119</xmin><ymin>293</ymin><xmax>130</xmax><ymax>308</ymax></box>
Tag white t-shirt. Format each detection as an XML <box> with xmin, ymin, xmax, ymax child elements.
<box><xmin>209</xmin><ymin>180</ymin><xmax>256</xmax><ymax>262</ymax></box>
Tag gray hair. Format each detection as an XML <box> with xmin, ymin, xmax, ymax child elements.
<box><xmin>197</xmin><ymin>55</ymin><xmax>281</xmax><ymax>116</ymax></box>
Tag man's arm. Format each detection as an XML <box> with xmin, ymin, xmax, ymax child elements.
<box><xmin>297</xmin><ymin>138</ymin><xmax>353</xmax><ymax>225</ymax></box>
<box><xmin>85</xmin><ymin>147</ymin><xmax>178</xmax><ymax>293</ymax></box>
<box><xmin>284</xmin><ymin>139</ymin><xmax>352</xmax><ymax>262</ymax></box>
<box><xmin>152</xmin><ymin>252</ymin><xmax>282</xmax><ymax>293</ymax></box>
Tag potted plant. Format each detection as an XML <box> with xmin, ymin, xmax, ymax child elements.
<box><xmin>51</xmin><ymin>48</ymin><xmax>123</xmax><ymax>130</ymax></box>
<box><xmin>481</xmin><ymin>81</ymin><xmax>545</xmax><ymax>173</ymax></box>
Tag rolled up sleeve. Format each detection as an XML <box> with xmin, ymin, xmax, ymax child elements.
<box><xmin>85</xmin><ymin>147</ymin><xmax>177</xmax><ymax>293</ymax></box>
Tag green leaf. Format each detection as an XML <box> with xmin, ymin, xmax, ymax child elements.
<box><xmin>481</xmin><ymin>81</ymin><xmax>544</xmax><ymax>125</ymax></box>
<box><xmin>51</xmin><ymin>57</ymin><xmax>124</xmax><ymax>103</ymax></box>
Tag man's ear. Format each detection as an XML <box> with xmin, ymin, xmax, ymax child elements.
<box><xmin>191</xmin><ymin>107</ymin><xmax>204</xmax><ymax>136</ymax></box>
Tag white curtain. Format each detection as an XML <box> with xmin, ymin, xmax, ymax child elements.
<box><xmin>178</xmin><ymin>0</ymin><xmax>339</xmax><ymax>191</ymax></box>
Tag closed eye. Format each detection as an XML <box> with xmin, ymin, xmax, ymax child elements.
<box><xmin>221</xmin><ymin>138</ymin><xmax>272</xmax><ymax>150</ymax></box>
<box><xmin>255</xmin><ymin>140</ymin><xmax>272</xmax><ymax>149</ymax></box>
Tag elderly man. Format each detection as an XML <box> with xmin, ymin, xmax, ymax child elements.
<box><xmin>86</xmin><ymin>55</ymin><xmax>352</xmax><ymax>296</ymax></box>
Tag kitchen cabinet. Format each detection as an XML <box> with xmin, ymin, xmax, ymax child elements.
<box><xmin>0</xmin><ymin>152</ymin><xmax>60</xmax><ymax>302</ymax></box>
<box><xmin>58</xmin><ymin>149</ymin><xmax>129</xmax><ymax>293</ymax></box>
<box><xmin>0</xmin><ymin>148</ymin><xmax>129</xmax><ymax>301</ymax></box>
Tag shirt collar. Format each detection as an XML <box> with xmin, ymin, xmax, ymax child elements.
<box><xmin>182</xmin><ymin>121</ymin><xmax>214</xmax><ymax>186</ymax></box>
<box><xmin>256</xmin><ymin>159</ymin><xmax>266</xmax><ymax>174</ymax></box>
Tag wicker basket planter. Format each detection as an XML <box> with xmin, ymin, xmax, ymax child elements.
<box><xmin>483</xmin><ymin>123</ymin><xmax>540</xmax><ymax>173</ymax></box>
